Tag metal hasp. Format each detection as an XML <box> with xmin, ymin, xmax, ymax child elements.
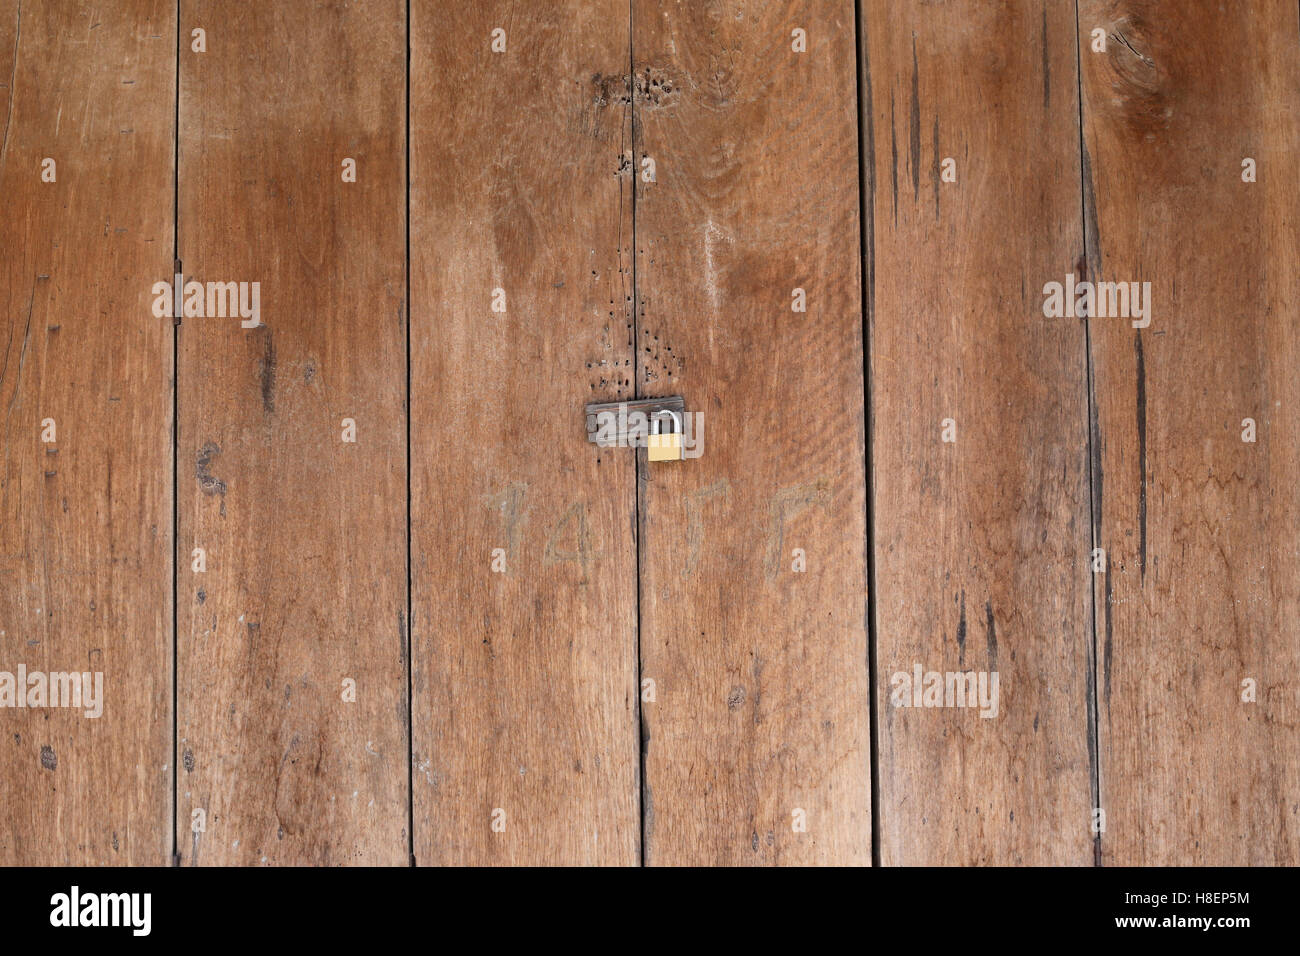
<box><xmin>585</xmin><ymin>395</ymin><xmax>686</xmax><ymax>462</ymax></box>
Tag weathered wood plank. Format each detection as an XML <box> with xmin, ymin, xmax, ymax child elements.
<box><xmin>0</xmin><ymin>0</ymin><xmax>174</xmax><ymax>865</ymax></box>
<box><xmin>410</xmin><ymin>1</ymin><xmax>639</xmax><ymax>865</ymax></box>
<box><xmin>634</xmin><ymin>1</ymin><xmax>871</xmax><ymax>865</ymax></box>
<box><xmin>176</xmin><ymin>0</ymin><xmax>407</xmax><ymax>865</ymax></box>
<box><xmin>866</xmin><ymin>0</ymin><xmax>1094</xmax><ymax>864</ymax></box>
<box><xmin>1079</xmin><ymin>0</ymin><xmax>1300</xmax><ymax>864</ymax></box>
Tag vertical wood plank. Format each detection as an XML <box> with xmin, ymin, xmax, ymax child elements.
<box><xmin>410</xmin><ymin>1</ymin><xmax>639</xmax><ymax>864</ymax></box>
<box><xmin>866</xmin><ymin>1</ymin><xmax>1095</xmax><ymax>864</ymax></box>
<box><xmin>634</xmin><ymin>1</ymin><xmax>871</xmax><ymax>865</ymax></box>
<box><xmin>0</xmin><ymin>0</ymin><xmax>174</xmax><ymax>865</ymax></box>
<box><xmin>176</xmin><ymin>0</ymin><xmax>407</xmax><ymax>865</ymax></box>
<box><xmin>1079</xmin><ymin>0</ymin><xmax>1300</xmax><ymax>864</ymax></box>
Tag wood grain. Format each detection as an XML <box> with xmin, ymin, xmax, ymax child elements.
<box><xmin>0</xmin><ymin>0</ymin><xmax>174</xmax><ymax>865</ymax></box>
<box><xmin>865</xmin><ymin>0</ymin><xmax>1094</xmax><ymax>864</ymax></box>
<box><xmin>1079</xmin><ymin>0</ymin><xmax>1300</xmax><ymax>864</ymax></box>
<box><xmin>634</xmin><ymin>1</ymin><xmax>871</xmax><ymax>865</ymax></box>
<box><xmin>176</xmin><ymin>0</ymin><xmax>407</xmax><ymax>865</ymax></box>
<box><xmin>2</xmin><ymin>0</ymin><xmax>1295</xmax><ymax>870</ymax></box>
<box><xmin>410</xmin><ymin>0</ymin><xmax>639</xmax><ymax>865</ymax></box>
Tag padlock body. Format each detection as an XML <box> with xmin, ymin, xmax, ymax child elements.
<box><xmin>647</xmin><ymin>433</ymin><xmax>683</xmax><ymax>462</ymax></box>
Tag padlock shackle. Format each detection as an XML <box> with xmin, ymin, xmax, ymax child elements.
<box><xmin>651</xmin><ymin>409</ymin><xmax>682</xmax><ymax>434</ymax></box>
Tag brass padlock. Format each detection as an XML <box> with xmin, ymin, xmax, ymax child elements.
<box><xmin>647</xmin><ymin>409</ymin><xmax>683</xmax><ymax>462</ymax></box>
